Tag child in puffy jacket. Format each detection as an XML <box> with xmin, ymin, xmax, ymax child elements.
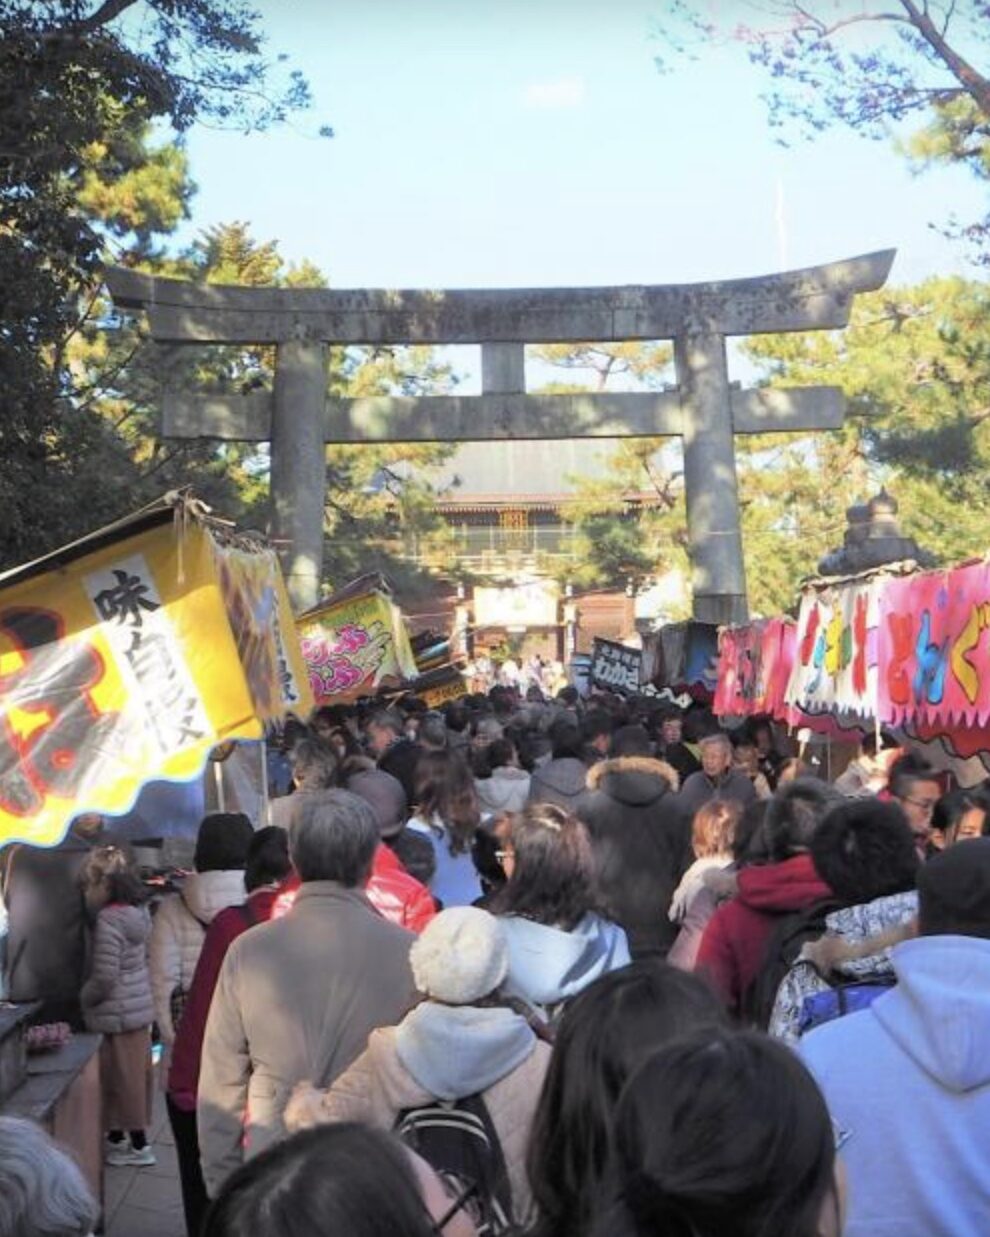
<box><xmin>80</xmin><ymin>844</ymin><xmax>156</xmax><ymax>1168</ymax></box>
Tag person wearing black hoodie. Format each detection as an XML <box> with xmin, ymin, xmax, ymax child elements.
<box><xmin>577</xmin><ymin>725</ymin><xmax>690</xmax><ymax>958</ymax></box>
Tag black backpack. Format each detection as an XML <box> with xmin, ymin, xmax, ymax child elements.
<box><xmin>395</xmin><ymin>1093</ymin><xmax>515</xmax><ymax>1236</ymax></box>
<box><xmin>741</xmin><ymin>898</ymin><xmax>841</xmax><ymax>1030</ymax></box>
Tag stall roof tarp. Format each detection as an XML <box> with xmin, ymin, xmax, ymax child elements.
<box><xmin>0</xmin><ymin>496</ymin><xmax>311</xmax><ymax>850</ymax></box>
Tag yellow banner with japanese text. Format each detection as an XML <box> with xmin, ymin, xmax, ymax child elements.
<box><xmin>0</xmin><ymin>516</ymin><xmax>311</xmax><ymax>850</ymax></box>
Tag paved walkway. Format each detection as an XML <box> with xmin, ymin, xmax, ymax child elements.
<box><xmin>106</xmin><ymin>1086</ymin><xmax>185</xmax><ymax>1237</ymax></box>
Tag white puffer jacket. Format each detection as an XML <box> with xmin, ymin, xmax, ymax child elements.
<box><xmin>150</xmin><ymin>869</ymin><xmax>246</xmax><ymax>1046</ymax></box>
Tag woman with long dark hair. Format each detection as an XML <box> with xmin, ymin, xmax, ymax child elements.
<box><xmin>592</xmin><ymin>1029</ymin><xmax>845</xmax><ymax>1237</ymax></box>
<box><xmin>407</xmin><ymin>749</ymin><xmax>484</xmax><ymax>907</ymax></box>
<box><xmin>526</xmin><ymin>961</ymin><xmax>726</xmax><ymax>1237</ymax></box>
<box><xmin>491</xmin><ymin>802</ymin><xmax>629</xmax><ymax>1018</ymax></box>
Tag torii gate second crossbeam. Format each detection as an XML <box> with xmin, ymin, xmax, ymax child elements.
<box><xmin>105</xmin><ymin>249</ymin><xmax>895</xmax><ymax>619</ymax></box>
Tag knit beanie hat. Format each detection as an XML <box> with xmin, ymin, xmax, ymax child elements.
<box><xmin>347</xmin><ymin>769</ymin><xmax>408</xmax><ymax>839</ymax></box>
<box><xmin>409</xmin><ymin>906</ymin><xmax>508</xmax><ymax>1004</ymax></box>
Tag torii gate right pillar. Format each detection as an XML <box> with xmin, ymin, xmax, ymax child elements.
<box><xmin>676</xmin><ymin>332</ymin><xmax>747</xmax><ymax>626</ymax></box>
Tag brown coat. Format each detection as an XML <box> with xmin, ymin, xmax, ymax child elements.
<box><xmin>197</xmin><ymin>882</ymin><xmax>417</xmax><ymax>1196</ymax></box>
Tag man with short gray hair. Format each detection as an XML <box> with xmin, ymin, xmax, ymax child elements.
<box><xmin>197</xmin><ymin>791</ymin><xmax>417</xmax><ymax>1196</ymax></box>
<box><xmin>267</xmin><ymin>736</ymin><xmax>338</xmax><ymax>830</ymax></box>
<box><xmin>677</xmin><ymin>731</ymin><xmax>757</xmax><ymax>816</ymax></box>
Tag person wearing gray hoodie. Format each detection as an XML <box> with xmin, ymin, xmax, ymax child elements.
<box><xmin>527</xmin><ymin>720</ymin><xmax>591</xmax><ymax>812</ymax></box>
<box><xmin>475</xmin><ymin>738</ymin><xmax>531</xmax><ymax>819</ymax></box>
<box><xmin>802</xmin><ymin>839</ymin><xmax>990</xmax><ymax>1237</ymax></box>
<box><xmin>284</xmin><ymin>906</ymin><xmax>550</xmax><ymax>1226</ymax></box>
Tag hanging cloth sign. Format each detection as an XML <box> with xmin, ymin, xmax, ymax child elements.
<box><xmin>878</xmin><ymin>559</ymin><xmax>990</xmax><ymax>729</ymax></box>
<box><xmin>785</xmin><ymin>579</ymin><xmax>882</xmax><ymax>723</ymax></box>
<box><xmin>0</xmin><ymin>507</ymin><xmax>311</xmax><ymax>851</ymax></box>
<box><xmin>714</xmin><ymin>619</ymin><xmax>795</xmax><ymax>719</ymax></box>
<box><xmin>590</xmin><ymin>638</ymin><xmax>643</xmax><ymax>694</ymax></box>
<box><xmin>298</xmin><ymin>587</ymin><xmax>418</xmax><ymax>703</ymax></box>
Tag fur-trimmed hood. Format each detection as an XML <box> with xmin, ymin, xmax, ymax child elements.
<box><xmin>586</xmin><ymin>755</ymin><xmax>680</xmax><ymax>801</ymax></box>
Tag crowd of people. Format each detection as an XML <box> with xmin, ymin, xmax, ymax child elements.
<box><xmin>2</xmin><ymin>680</ymin><xmax>990</xmax><ymax>1236</ymax></box>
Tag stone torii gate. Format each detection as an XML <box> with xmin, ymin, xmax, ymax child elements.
<box><xmin>106</xmin><ymin>250</ymin><xmax>894</xmax><ymax>620</ymax></box>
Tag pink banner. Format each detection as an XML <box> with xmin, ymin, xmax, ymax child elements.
<box><xmin>878</xmin><ymin>560</ymin><xmax>990</xmax><ymax>728</ymax></box>
<box><xmin>714</xmin><ymin>619</ymin><xmax>794</xmax><ymax>719</ymax></box>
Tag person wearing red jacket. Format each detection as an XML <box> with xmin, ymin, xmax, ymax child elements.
<box><xmin>695</xmin><ymin>781</ymin><xmax>837</xmax><ymax>1016</ymax></box>
<box><xmin>270</xmin><ymin>771</ymin><xmax>437</xmax><ymax>932</ymax></box>
<box><xmin>273</xmin><ymin>842</ymin><xmax>436</xmax><ymax>934</ymax></box>
<box><xmin>167</xmin><ymin>828</ymin><xmax>291</xmax><ymax>1237</ymax></box>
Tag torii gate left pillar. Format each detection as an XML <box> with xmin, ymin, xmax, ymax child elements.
<box><xmin>106</xmin><ymin>250</ymin><xmax>894</xmax><ymax>617</ymax></box>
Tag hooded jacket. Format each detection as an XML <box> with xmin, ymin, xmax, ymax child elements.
<box><xmin>576</xmin><ymin>756</ymin><xmax>689</xmax><ymax>956</ymax></box>
<box><xmin>769</xmin><ymin>890</ymin><xmax>918</xmax><ymax>1047</ymax></box>
<box><xmin>695</xmin><ymin>853</ymin><xmax>832</xmax><ymax>1013</ymax></box>
<box><xmin>527</xmin><ymin>757</ymin><xmax>590</xmax><ymax>810</ymax></box>
<box><xmin>802</xmin><ymin>936</ymin><xmax>990</xmax><ymax>1237</ymax></box>
<box><xmin>498</xmin><ymin>912</ymin><xmax>630</xmax><ymax>1015</ymax></box>
<box><xmin>150</xmin><ymin>869</ymin><xmax>247</xmax><ymax>1046</ymax></box>
<box><xmin>284</xmin><ymin>1003</ymin><xmax>551</xmax><ymax>1223</ymax></box>
<box><xmin>81</xmin><ymin>903</ymin><xmax>153</xmax><ymax>1035</ymax></box>
<box><xmin>476</xmin><ymin>767</ymin><xmax>532</xmax><ymax>817</ymax></box>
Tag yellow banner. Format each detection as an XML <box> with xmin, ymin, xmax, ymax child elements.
<box><xmin>298</xmin><ymin>589</ymin><xmax>418</xmax><ymax>703</ymax></box>
<box><xmin>212</xmin><ymin>539</ymin><xmax>312</xmax><ymax>722</ymax></box>
<box><xmin>420</xmin><ymin>676</ymin><xmax>469</xmax><ymax>709</ymax></box>
<box><xmin>0</xmin><ymin>518</ymin><xmax>311</xmax><ymax>850</ymax></box>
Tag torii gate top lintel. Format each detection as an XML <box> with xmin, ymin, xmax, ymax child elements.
<box><xmin>104</xmin><ymin>249</ymin><xmax>895</xmax><ymax>346</ymax></box>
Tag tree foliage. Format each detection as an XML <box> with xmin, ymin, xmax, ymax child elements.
<box><xmin>0</xmin><ymin>0</ymin><xmax>321</xmax><ymax>568</ymax></box>
<box><xmin>739</xmin><ymin>276</ymin><xmax>990</xmax><ymax>613</ymax></box>
<box><xmin>655</xmin><ymin>0</ymin><xmax>990</xmax><ymax>259</ymax></box>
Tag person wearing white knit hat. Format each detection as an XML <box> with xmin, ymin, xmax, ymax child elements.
<box><xmin>285</xmin><ymin>907</ymin><xmax>551</xmax><ymax>1225</ymax></box>
<box><xmin>408</xmin><ymin>906</ymin><xmax>509</xmax><ymax>1004</ymax></box>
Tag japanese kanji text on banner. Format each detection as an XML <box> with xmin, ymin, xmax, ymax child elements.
<box><xmin>0</xmin><ymin>505</ymin><xmax>311</xmax><ymax>850</ymax></box>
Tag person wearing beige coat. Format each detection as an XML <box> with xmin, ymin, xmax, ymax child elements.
<box><xmin>197</xmin><ymin>793</ymin><xmax>418</xmax><ymax>1198</ymax></box>
<box><xmin>285</xmin><ymin>905</ymin><xmax>551</xmax><ymax>1226</ymax></box>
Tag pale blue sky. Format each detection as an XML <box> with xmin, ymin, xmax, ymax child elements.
<box><xmin>175</xmin><ymin>0</ymin><xmax>987</xmax><ymax>294</ymax></box>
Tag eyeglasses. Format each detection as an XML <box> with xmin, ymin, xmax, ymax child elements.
<box><xmin>495</xmin><ymin>850</ymin><xmax>513</xmax><ymax>864</ymax></box>
<box><xmin>431</xmin><ymin>1179</ymin><xmax>479</xmax><ymax>1233</ymax></box>
<box><xmin>832</xmin><ymin>1119</ymin><xmax>853</xmax><ymax>1153</ymax></box>
<box><xmin>903</xmin><ymin>796</ymin><xmax>939</xmax><ymax>814</ymax></box>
